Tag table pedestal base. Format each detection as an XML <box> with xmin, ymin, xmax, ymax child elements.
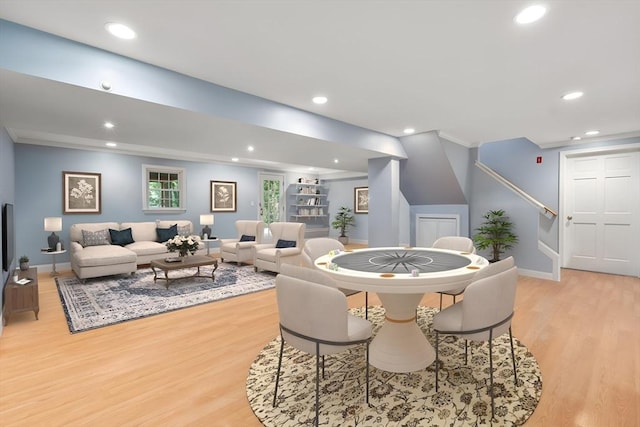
<box><xmin>369</xmin><ymin>293</ymin><xmax>435</xmax><ymax>373</ymax></box>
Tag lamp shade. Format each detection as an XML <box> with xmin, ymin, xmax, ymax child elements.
<box><xmin>200</xmin><ymin>214</ymin><xmax>214</xmax><ymax>225</ymax></box>
<box><xmin>44</xmin><ymin>217</ymin><xmax>62</xmax><ymax>232</ymax></box>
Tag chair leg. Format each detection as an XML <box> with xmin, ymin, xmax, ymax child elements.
<box><xmin>452</xmin><ymin>295</ymin><xmax>457</xmax><ymax>304</ymax></box>
<box><xmin>365</xmin><ymin>341</ymin><xmax>370</xmax><ymax>405</ymax></box>
<box><xmin>365</xmin><ymin>292</ymin><xmax>369</xmax><ymax>319</ymax></box>
<box><xmin>321</xmin><ymin>355</ymin><xmax>325</xmax><ymax>379</ymax></box>
<box><xmin>435</xmin><ymin>331</ymin><xmax>440</xmax><ymax>391</ymax></box>
<box><xmin>315</xmin><ymin>343</ymin><xmax>320</xmax><ymax>427</ymax></box>
<box><xmin>509</xmin><ymin>327</ymin><xmax>518</xmax><ymax>385</ymax></box>
<box><xmin>489</xmin><ymin>331</ymin><xmax>495</xmax><ymax>420</ymax></box>
<box><xmin>464</xmin><ymin>339</ymin><xmax>468</xmax><ymax>364</ymax></box>
<box><xmin>273</xmin><ymin>337</ymin><xmax>285</xmax><ymax>407</ymax></box>
<box><xmin>439</xmin><ymin>293</ymin><xmax>443</xmax><ymax>310</ymax></box>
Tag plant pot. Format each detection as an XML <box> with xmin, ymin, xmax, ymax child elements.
<box><xmin>338</xmin><ymin>236</ymin><xmax>349</xmax><ymax>245</ymax></box>
<box><xmin>20</xmin><ymin>262</ymin><xmax>29</xmax><ymax>271</ymax></box>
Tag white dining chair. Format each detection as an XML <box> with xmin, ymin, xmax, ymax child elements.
<box><xmin>273</xmin><ymin>272</ymin><xmax>372</xmax><ymax>426</ymax></box>
<box><xmin>433</xmin><ymin>258</ymin><xmax>519</xmax><ymax>419</ymax></box>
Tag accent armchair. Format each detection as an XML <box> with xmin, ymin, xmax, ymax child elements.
<box><xmin>219</xmin><ymin>220</ymin><xmax>265</xmax><ymax>266</ymax></box>
<box><xmin>253</xmin><ymin>222</ymin><xmax>305</xmax><ymax>273</ymax></box>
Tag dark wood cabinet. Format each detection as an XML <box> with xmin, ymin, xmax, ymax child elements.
<box><xmin>3</xmin><ymin>267</ymin><xmax>39</xmax><ymax>325</ymax></box>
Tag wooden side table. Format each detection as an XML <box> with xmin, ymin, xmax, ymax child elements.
<box><xmin>3</xmin><ymin>267</ymin><xmax>39</xmax><ymax>326</ymax></box>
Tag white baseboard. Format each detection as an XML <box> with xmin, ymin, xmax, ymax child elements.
<box><xmin>517</xmin><ymin>267</ymin><xmax>557</xmax><ymax>281</ymax></box>
<box><xmin>34</xmin><ymin>262</ymin><xmax>71</xmax><ymax>274</ymax></box>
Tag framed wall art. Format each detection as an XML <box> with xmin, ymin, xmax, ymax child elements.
<box><xmin>354</xmin><ymin>186</ymin><xmax>369</xmax><ymax>214</ymax></box>
<box><xmin>211</xmin><ymin>180</ymin><xmax>237</xmax><ymax>212</ymax></box>
<box><xmin>63</xmin><ymin>171</ymin><xmax>102</xmax><ymax>214</ymax></box>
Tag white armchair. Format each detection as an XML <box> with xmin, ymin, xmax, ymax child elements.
<box><xmin>253</xmin><ymin>222</ymin><xmax>305</xmax><ymax>273</ymax></box>
<box><xmin>219</xmin><ymin>220</ymin><xmax>265</xmax><ymax>266</ymax></box>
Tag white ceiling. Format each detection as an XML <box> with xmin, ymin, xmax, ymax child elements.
<box><xmin>1</xmin><ymin>0</ymin><xmax>639</xmax><ymax>173</ymax></box>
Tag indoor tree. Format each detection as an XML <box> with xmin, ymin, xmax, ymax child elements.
<box><xmin>473</xmin><ymin>209</ymin><xmax>518</xmax><ymax>262</ymax></box>
<box><xmin>332</xmin><ymin>206</ymin><xmax>356</xmax><ymax>244</ymax></box>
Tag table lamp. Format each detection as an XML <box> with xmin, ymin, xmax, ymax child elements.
<box><xmin>44</xmin><ymin>217</ymin><xmax>62</xmax><ymax>250</ymax></box>
<box><xmin>200</xmin><ymin>214</ymin><xmax>214</xmax><ymax>239</ymax></box>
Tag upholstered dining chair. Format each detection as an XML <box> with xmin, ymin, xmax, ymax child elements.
<box><xmin>431</xmin><ymin>236</ymin><xmax>476</xmax><ymax>309</ymax></box>
<box><xmin>219</xmin><ymin>220</ymin><xmax>265</xmax><ymax>265</ymax></box>
<box><xmin>433</xmin><ymin>257</ymin><xmax>519</xmax><ymax>419</ymax></box>
<box><xmin>253</xmin><ymin>222</ymin><xmax>305</xmax><ymax>273</ymax></box>
<box><xmin>300</xmin><ymin>237</ymin><xmax>369</xmax><ymax>319</ymax></box>
<box><xmin>273</xmin><ymin>272</ymin><xmax>372</xmax><ymax>427</ymax></box>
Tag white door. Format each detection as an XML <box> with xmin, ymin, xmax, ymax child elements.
<box><xmin>416</xmin><ymin>215</ymin><xmax>459</xmax><ymax>247</ymax></box>
<box><xmin>563</xmin><ymin>150</ymin><xmax>640</xmax><ymax>276</ymax></box>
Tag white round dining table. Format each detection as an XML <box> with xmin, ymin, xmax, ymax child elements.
<box><xmin>315</xmin><ymin>247</ymin><xmax>488</xmax><ymax>373</ymax></box>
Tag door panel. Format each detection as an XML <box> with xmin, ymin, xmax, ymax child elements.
<box><xmin>416</xmin><ymin>215</ymin><xmax>459</xmax><ymax>247</ymax></box>
<box><xmin>563</xmin><ymin>150</ymin><xmax>639</xmax><ymax>276</ymax></box>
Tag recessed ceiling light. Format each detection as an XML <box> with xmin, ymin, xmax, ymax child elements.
<box><xmin>562</xmin><ymin>91</ymin><xmax>583</xmax><ymax>101</ymax></box>
<box><xmin>100</xmin><ymin>80</ymin><xmax>112</xmax><ymax>91</ymax></box>
<box><xmin>403</xmin><ymin>128</ymin><xmax>415</xmax><ymax>134</ymax></box>
<box><xmin>247</xmin><ymin>146</ymin><xmax>254</xmax><ymax>152</ymax></box>
<box><xmin>334</xmin><ymin>159</ymin><xmax>339</xmax><ymax>164</ymax></box>
<box><xmin>571</xmin><ymin>136</ymin><xmax>582</xmax><ymax>141</ymax></box>
<box><xmin>105</xmin><ymin>22</ymin><xmax>136</xmax><ymax>40</ymax></box>
<box><xmin>312</xmin><ymin>96</ymin><xmax>328</xmax><ymax>105</ymax></box>
<box><xmin>515</xmin><ymin>5</ymin><xmax>547</xmax><ymax>24</ymax></box>
<box><xmin>104</xmin><ymin>121</ymin><xmax>115</xmax><ymax>129</ymax></box>
<box><xmin>231</xmin><ymin>157</ymin><xmax>239</xmax><ymax>162</ymax></box>
<box><xmin>105</xmin><ymin>142</ymin><xmax>117</xmax><ymax>147</ymax></box>
<box><xmin>585</xmin><ymin>130</ymin><xmax>600</xmax><ymax>136</ymax></box>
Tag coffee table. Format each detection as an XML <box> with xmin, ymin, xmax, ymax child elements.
<box><xmin>150</xmin><ymin>255</ymin><xmax>218</xmax><ymax>289</ymax></box>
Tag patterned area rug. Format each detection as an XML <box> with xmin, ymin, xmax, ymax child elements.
<box><xmin>247</xmin><ymin>306</ymin><xmax>542</xmax><ymax>426</ymax></box>
<box><xmin>56</xmin><ymin>263</ymin><xmax>275</xmax><ymax>333</ymax></box>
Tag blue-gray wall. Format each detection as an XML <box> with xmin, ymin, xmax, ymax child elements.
<box><xmin>326</xmin><ymin>177</ymin><xmax>369</xmax><ymax>243</ymax></box>
<box><xmin>15</xmin><ymin>144</ymin><xmax>264</xmax><ymax>266</ymax></box>
<box><xmin>1</xmin><ymin>128</ymin><xmax>16</xmax><ymax>333</ymax></box>
<box><xmin>471</xmin><ymin>135</ymin><xmax>640</xmax><ymax>272</ymax></box>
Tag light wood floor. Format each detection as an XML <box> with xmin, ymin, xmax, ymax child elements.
<box><xmin>0</xmin><ymin>261</ymin><xmax>638</xmax><ymax>426</ymax></box>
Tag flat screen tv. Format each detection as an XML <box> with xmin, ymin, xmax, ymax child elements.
<box><xmin>2</xmin><ymin>203</ymin><xmax>15</xmax><ymax>271</ymax></box>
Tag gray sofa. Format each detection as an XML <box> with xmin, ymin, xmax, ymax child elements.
<box><xmin>69</xmin><ymin>220</ymin><xmax>204</xmax><ymax>279</ymax></box>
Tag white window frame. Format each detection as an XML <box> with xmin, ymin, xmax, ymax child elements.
<box><xmin>142</xmin><ymin>164</ymin><xmax>187</xmax><ymax>213</ymax></box>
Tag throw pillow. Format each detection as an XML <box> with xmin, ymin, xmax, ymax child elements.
<box><xmin>239</xmin><ymin>234</ymin><xmax>256</xmax><ymax>242</ymax></box>
<box><xmin>157</xmin><ymin>224</ymin><xmax>178</xmax><ymax>242</ymax></box>
<box><xmin>82</xmin><ymin>229</ymin><xmax>110</xmax><ymax>247</ymax></box>
<box><xmin>109</xmin><ymin>228</ymin><xmax>135</xmax><ymax>246</ymax></box>
<box><xmin>177</xmin><ymin>224</ymin><xmax>191</xmax><ymax>237</ymax></box>
<box><xmin>275</xmin><ymin>239</ymin><xmax>296</xmax><ymax>249</ymax></box>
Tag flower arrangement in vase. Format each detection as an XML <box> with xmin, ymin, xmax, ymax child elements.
<box><xmin>166</xmin><ymin>235</ymin><xmax>199</xmax><ymax>257</ymax></box>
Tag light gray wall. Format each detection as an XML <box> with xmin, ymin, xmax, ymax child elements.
<box><xmin>399</xmin><ymin>131</ymin><xmax>467</xmax><ymax>205</ymax></box>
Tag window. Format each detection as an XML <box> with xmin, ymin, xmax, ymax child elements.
<box><xmin>142</xmin><ymin>165</ymin><xmax>186</xmax><ymax>212</ymax></box>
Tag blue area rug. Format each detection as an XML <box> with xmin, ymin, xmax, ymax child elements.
<box><xmin>56</xmin><ymin>263</ymin><xmax>275</xmax><ymax>333</ymax></box>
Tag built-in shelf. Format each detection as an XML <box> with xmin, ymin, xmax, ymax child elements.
<box><xmin>288</xmin><ymin>180</ymin><xmax>330</xmax><ymax>237</ymax></box>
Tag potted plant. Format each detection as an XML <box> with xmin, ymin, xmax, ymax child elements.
<box><xmin>19</xmin><ymin>255</ymin><xmax>29</xmax><ymax>271</ymax></box>
<box><xmin>332</xmin><ymin>206</ymin><xmax>356</xmax><ymax>245</ymax></box>
<box><xmin>473</xmin><ymin>209</ymin><xmax>518</xmax><ymax>262</ymax></box>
